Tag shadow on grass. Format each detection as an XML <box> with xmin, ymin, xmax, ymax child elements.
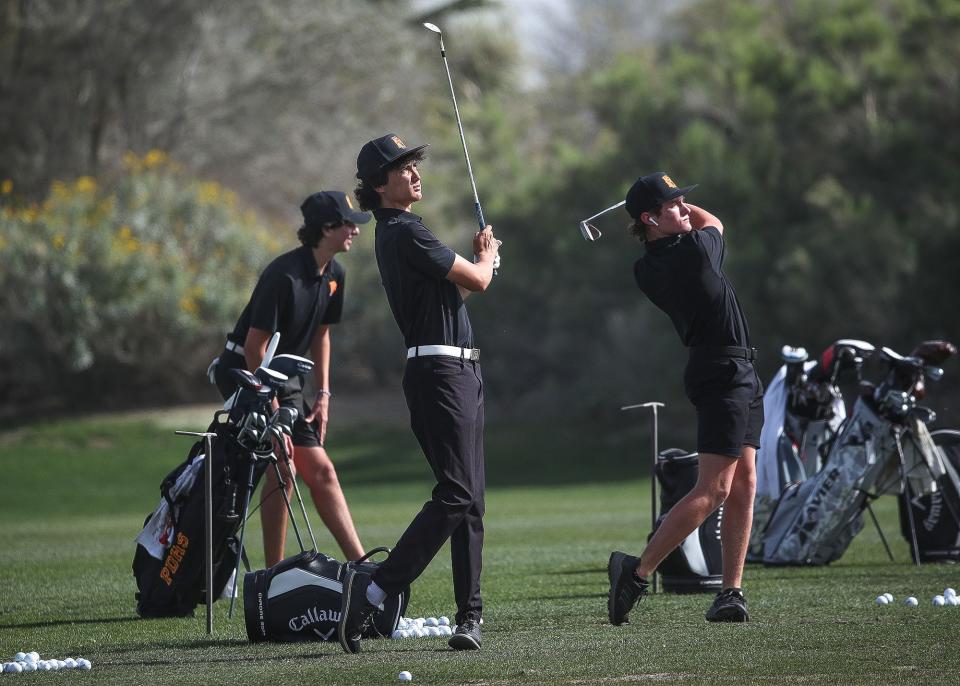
<box><xmin>328</xmin><ymin>421</ymin><xmax>654</xmax><ymax>489</ymax></box>
<box><xmin>549</xmin><ymin>567</ymin><xmax>606</xmax><ymax>576</ymax></box>
<box><xmin>0</xmin><ymin>615</ymin><xmax>143</xmax><ymax>630</ymax></box>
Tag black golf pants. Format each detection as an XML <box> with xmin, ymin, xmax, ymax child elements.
<box><xmin>373</xmin><ymin>355</ymin><xmax>485</xmax><ymax>624</ymax></box>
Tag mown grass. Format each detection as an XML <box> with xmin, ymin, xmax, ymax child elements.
<box><xmin>1</xmin><ymin>408</ymin><xmax>959</xmax><ymax>685</ymax></box>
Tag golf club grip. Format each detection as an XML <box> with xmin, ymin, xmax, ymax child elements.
<box><xmin>474</xmin><ymin>202</ymin><xmax>485</xmax><ymax>230</ymax></box>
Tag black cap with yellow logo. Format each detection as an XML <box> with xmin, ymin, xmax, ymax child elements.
<box><xmin>300</xmin><ymin>191</ymin><xmax>371</xmax><ymax>228</ymax></box>
<box><xmin>356</xmin><ymin>133</ymin><xmax>429</xmax><ymax>181</ymax></box>
<box><xmin>625</xmin><ymin>172</ymin><xmax>697</xmax><ymax>218</ymax></box>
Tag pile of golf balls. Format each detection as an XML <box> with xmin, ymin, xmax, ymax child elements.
<box><xmin>391</xmin><ymin>615</ymin><xmax>454</xmax><ymax>639</ymax></box>
<box><xmin>2</xmin><ymin>652</ymin><xmax>92</xmax><ymax>674</ymax></box>
<box><xmin>874</xmin><ymin>587</ymin><xmax>958</xmax><ymax>608</ymax></box>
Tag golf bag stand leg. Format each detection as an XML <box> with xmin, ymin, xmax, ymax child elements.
<box><xmin>230</xmin><ymin>457</ymin><xmax>260</xmax><ymax>618</ymax></box>
<box><xmin>894</xmin><ymin>427</ymin><xmax>922</xmax><ymax>567</ymax></box>
<box><xmin>279</xmin><ymin>443</ymin><xmax>318</xmax><ymax>551</ymax></box>
<box><xmin>267</xmin><ymin>452</ymin><xmax>308</xmax><ymax>554</ymax></box>
<box><xmin>864</xmin><ymin>495</ymin><xmax>895</xmax><ymax>562</ymax></box>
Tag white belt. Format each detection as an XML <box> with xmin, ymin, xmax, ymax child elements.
<box><xmin>407</xmin><ymin>345</ymin><xmax>480</xmax><ymax>361</ymax></box>
<box><xmin>225</xmin><ymin>340</ymin><xmax>245</xmax><ymax>355</ymax></box>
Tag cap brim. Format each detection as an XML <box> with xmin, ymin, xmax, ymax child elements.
<box><xmin>344</xmin><ymin>209</ymin><xmax>372</xmax><ymax>225</ymax></box>
<box><xmin>665</xmin><ymin>184</ymin><xmax>698</xmax><ymax>201</ymax></box>
<box><xmin>380</xmin><ymin>143</ymin><xmax>430</xmax><ymax>169</ymax></box>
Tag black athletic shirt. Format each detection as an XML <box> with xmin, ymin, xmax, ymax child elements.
<box><xmin>634</xmin><ymin>226</ymin><xmax>750</xmax><ymax>347</ymax></box>
<box><xmin>373</xmin><ymin>208</ymin><xmax>474</xmax><ymax>348</ymax></box>
<box><xmin>228</xmin><ymin>245</ymin><xmax>345</xmax><ymax>357</ymax></box>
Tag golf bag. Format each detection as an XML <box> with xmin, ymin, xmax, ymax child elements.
<box><xmin>899</xmin><ymin>430</ymin><xmax>960</xmax><ymax>562</ymax></box>
<box><xmin>761</xmin><ymin>399</ymin><xmax>943</xmax><ymax>566</ymax></box>
<box><xmin>651</xmin><ymin>449</ymin><xmax>723</xmax><ymax>593</ymax></box>
<box><xmin>132</xmin><ymin>419</ymin><xmax>271</xmax><ymax>617</ymax></box>
<box><xmin>244</xmin><ymin>548</ymin><xmax>409</xmax><ymax>642</ymax></box>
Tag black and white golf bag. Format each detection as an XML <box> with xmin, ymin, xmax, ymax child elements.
<box><xmin>132</xmin><ymin>419</ymin><xmax>271</xmax><ymax>617</ymax></box>
<box><xmin>243</xmin><ymin>548</ymin><xmax>409</xmax><ymax>642</ymax></box>
<box><xmin>761</xmin><ymin>400</ymin><xmax>944</xmax><ymax>566</ymax></box>
<box><xmin>651</xmin><ymin>449</ymin><xmax>723</xmax><ymax>593</ymax></box>
<box><xmin>899</xmin><ymin>430</ymin><xmax>960</xmax><ymax>562</ymax></box>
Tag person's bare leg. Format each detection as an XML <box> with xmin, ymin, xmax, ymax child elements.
<box><xmin>260</xmin><ymin>460</ymin><xmax>294</xmax><ymax>567</ymax></box>
<box><xmin>636</xmin><ymin>453</ymin><xmax>738</xmax><ymax>579</ymax></box>
<box><xmin>719</xmin><ymin>446</ymin><xmax>756</xmax><ymax>589</ymax></box>
<box><xmin>294</xmin><ymin>445</ymin><xmax>365</xmax><ymax>561</ymax></box>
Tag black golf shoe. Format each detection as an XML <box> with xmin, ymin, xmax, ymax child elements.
<box><xmin>337</xmin><ymin>568</ymin><xmax>379</xmax><ymax>653</ymax></box>
<box><xmin>705</xmin><ymin>588</ymin><xmax>749</xmax><ymax>622</ymax></box>
<box><xmin>448</xmin><ymin>618</ymin><xmax>482</xmax><ymax>650</ymax></box>
<box><xmin>607</xmin><ymin>551</ymin><xmax>648</xmax><ymax>625</ymax></box>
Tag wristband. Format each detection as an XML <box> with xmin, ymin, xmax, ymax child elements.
<box><xmin>316</xmin><ymin>389</ymin><xmax>332</xmax><ymax>398</ymax></box>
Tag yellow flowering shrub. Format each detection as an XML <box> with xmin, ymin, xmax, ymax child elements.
<box><xmin>0</xmin><ymin>153</ymin><xmax>278</xmax><ymax>412</ymax></box>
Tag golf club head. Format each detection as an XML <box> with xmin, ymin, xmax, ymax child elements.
<box><xmin>423</xmin><ymin>22</ymin><xmax>441</xmax><ymax>33</ymax></box>
<box><xmin>579</xmin><ymin>220</ymin><xmax>602</xmax><ymax>242</ymax></box>
<box><xmin>254</xmin><ymin>367</ymin><xmax>289</xmax><ymax>392</ymax></box>
<box><xmin>229</xmin><ymin>368</ymin><xmax>262</xmax><ymax>391</ymax></box>
<box><xmin>269</xmin><ymin>353</ymin><xmax>314</xmax><ymax>380</ymax></box>
<box><xmin>278</xmin><ymin>406</ymin><xmax>299</xmax><ymax>434</ymax></box>
<box><xmin>578</xmin><ymin>200</ymin><xmax>626</xmax><ymax>241</ymax></box>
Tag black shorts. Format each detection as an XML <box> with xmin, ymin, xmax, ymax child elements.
<box><xmin>683</xmin><ymin>355</ymin><xmax>764</xmax><ymax>459</ymax></box>
<box><xmin>213</xmin><ymin>350</ymin><xmax>321</xmax><ymax>448</ymax></box>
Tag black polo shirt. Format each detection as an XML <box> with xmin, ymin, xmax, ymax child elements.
<box><xmin>373</xmin><ymin>208</ymin><xmax>474</xmax><ymax>348</ymax></box>
<box><xmin>228</xmin><ymin>245</ymin><xmax>345</xmax><ymax>357</ymax></box>
<box><xmin>634</xmin><ymin>226</ymin><xmax>750</xmax><ymax>347</ymax></box>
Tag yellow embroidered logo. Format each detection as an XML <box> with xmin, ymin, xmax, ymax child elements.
<box><xmin>662</xmin><ymin>175</ymin><xmax>678</xmax><ymax>189</ymax></box>
<box><xmin>329</xmin><ymin>280</ymin><xmax>338</xmax><ymax>296</ymax></box>
<box><xmin>391</xmin><ymin>135</ymin><xmax>405</xmax><ymax>148</ymax></box>
<box><xmin>345</xmin><ymin>195</ymin><xmax>354</xmax><ymax>209</ymax></box>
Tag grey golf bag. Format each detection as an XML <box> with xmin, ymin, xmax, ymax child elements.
<box><xmin>898</xmin><ymin>430</ymin><xmax>960</xmax><ymax>562</ymax></box>
<box><xmin>244</xmin><ymin>548</ymin><xmax>408</xmax><ymax>642</ymax></box>
<box><xmin>651</xmin><ymin>449</ymin><xmax>723</xmax><ymax>593</ymax></box>
<box><xmin>761</xmin><ymin>344</ymin><xmax>950</xmax><ymax>565</ymax></box>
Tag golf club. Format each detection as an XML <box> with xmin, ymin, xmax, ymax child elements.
<box><xmin>423</xmin><ymin>22</ymin><xmax>486</xmax><ymax>232</ymax></box>
<box><xmin>579</xmin><ymin>200</ymin><xmax>626</xmax><ymax>242</ymax></box>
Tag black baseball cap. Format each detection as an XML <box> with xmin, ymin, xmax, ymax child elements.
<box><xmin>356</xmin><ymin>133</ymin><xmax>429</xmax><ymax>181</ymax></box>
<box><xmin>300</xmin><ymin>191</ymin><xmax>371</xmax><ymax>228</ymax></box>
<box><xmin>625</xmin><ymin>172</ymin><xmax>697</xmax><ymax>218</ymax></box>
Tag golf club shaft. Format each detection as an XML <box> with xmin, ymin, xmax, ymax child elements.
<box><xmin>585</xmin><ymin>200</ymin><xmax>626</xmax><ymax>223</ymax></box>
<box><xmin>284</xmin><ymin>448</ymin><xmax>319</xmax><ymax>551</ymax></box>
<box><xmin>435</xmin><ymin>37</ymin><xmax>485</xmax><ymax>229</ymax></box>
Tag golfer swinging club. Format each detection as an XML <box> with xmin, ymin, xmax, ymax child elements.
<box><xmin>211</xmin><ymin>191</ymin><xmax>368</xmax><ymax>567</ymax></box>
<box><xmin>608</xmin><ymin>172</ymin><xmax>763</xmax><ymax>623</ymax></box>
<box><xmin>338</xmin><ymin>133</ymin><xmax>499</xmax><ymax>653</ymax></box>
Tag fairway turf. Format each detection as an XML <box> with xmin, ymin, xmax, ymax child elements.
<box><xmin>2</xmin><ymin>409</ymin><xmax>960</xmax><ymax>684</ymax></box>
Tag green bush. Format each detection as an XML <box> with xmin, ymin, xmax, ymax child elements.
<box><xmin>0</xmin><ymin>152</ymin><xmax>276</xmax><ymax>418</ymax></box>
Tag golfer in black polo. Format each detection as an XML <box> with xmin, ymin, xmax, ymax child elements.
<box><xmin>607</xmin><ymin>172</ymin><xmax>762</xmax><ymax>624</ymax></box>
<box><xmin>338</xmin><ymin>133</ymin><xmax>499</xmax><ymax>653</ymax></box>
<box><xmin>211</xmin><ymin>191</ymin><xmax>369</xmax><ymax>567</ymax></box>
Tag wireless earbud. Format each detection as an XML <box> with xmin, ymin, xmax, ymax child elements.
<box><xmin>649</xmin><ymin>217</ymin><xmax>659</xmax><ymax>227</ymax></box>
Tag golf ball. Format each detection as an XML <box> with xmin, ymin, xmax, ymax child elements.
<box><xmin>391</xmin><ymin>629</ymin><xmax>403</xmax><ymax>640</ymax></box>
<box><xmin>438</xmin><ymin>616</ymin><xmax>450</xmax><ymax>626</ymax></box>
<box><xmin>425</xmin><ymin>617</ymin><xmax>438</xmax><ymax>627</ymax></box>
<box><xmin>13</xmin><ymin>652</ymin><xmax>26</xmax><ymax>662</ymax></box>
<box><xmin>949</xmin><ymin>596</ymin><xmax>960</xmax><ymax>607</ymax></box>
<box><xmin>439</xmin><ymin>625</ymin><xmax>453</xmax><ymax>636</ymax></box>
<box><xmin>64</xmin><ymin>658</ymin><xmax>77</xmax><ymax>668</ymax></box>
<box><xmin>876</xmin><ymin>595</ymin><xmax>889</xmax><ymax>605</ymax></box>
<box><xmin>883</xmin><ymin>593</ymin><xmax>894</xmax><ymax>602</ymax></box>
<box><xmin>398</xmin><ymin>671</ymin><xmax>413</xmax><ymax>682</ymax></box>
<box><xmin>28</xmin><ymin>652</ymin><xmax>39</xmax><ymax>662</ymax></box>
<box><xmin>77</xmin><ymin>658</ymin><xmax>92</xmax><ymax>670</ymax></box>
<box><xmin>905</xmin><ymin>597</ymin><xmax>918</xmax><ymax>607</ymax></box>
<box><xmin>945</xmin><ymin>587</ymin><xmax>957</xmax><ymax>598</ymax></box>
<box><xmin>22</xmin><ymin>662</ymin><xmax>37</xmax><ymax>672</ymax></box>
<box><xmin>934</xmin><ymin>595</ymin><xmax>946</xmax><ymax>606</ymax></box>
<box><xmin>6</xmin><ymin>662</ymin><xmax>23</xmax><ymax>674</ymax></box>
